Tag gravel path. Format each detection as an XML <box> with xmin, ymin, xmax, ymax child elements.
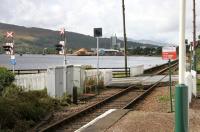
<box><xmin>133</xmin><ymin>86</ymin><xmax>173</xmax><ymax>112</ymax></box>
<box><xmin>107</xmin><ymin>86</ymin><xmax>200</xmax><ymax>132</ymax></box>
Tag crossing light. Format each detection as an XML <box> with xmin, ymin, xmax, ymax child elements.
<box><xmin>55</xmin><ymin>41</ymin><xmax>64</xmax><ymax>54</ymax></box>
<box><xmin>55</xmin><ymin>44</ymin><xmax>63</xmax><ymax>51</ymax></box>
<box><xmin>3</xmin><ymin>43</ymin><xmax>13</xmax><ymax>54</ymax></box>
<box><xmin>58</xmin><ymin>28</ymin><xmax>67</xmax><ymax>64</ymax></box>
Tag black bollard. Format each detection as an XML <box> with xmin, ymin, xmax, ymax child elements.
<box><xmin>73</xmin><ymin>86</ymin><xmax>78</xmax><ymax>105</ymax></box>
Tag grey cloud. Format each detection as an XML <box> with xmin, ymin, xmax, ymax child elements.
<box><xmin>0</xmin><ymin>0</ymin><xmax>199</xmax><ymax>44</ymax></box>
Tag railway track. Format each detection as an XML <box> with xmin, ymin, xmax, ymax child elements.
<box><xmin>39</xmin><ymin>77</ymin><xmax>168</xmax><ymax>132</ymax></box>
<box><xmin>144</xmin><ymin>59</ymin><xmax>178</xmax><ymax>75</ymax></box>
<box><xmin>154</xmin><ymin>61</ymin><xmax>178</xmax><ymax>75</ymax></box>
<box><xmin>37</xmin><ymin>62</ymin><xmax>178</xmax><ymax>132</ymax></box>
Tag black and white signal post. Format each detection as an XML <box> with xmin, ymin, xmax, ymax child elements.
<box><xmin>3</xmin><ymin>31</ymin><xmax>16</xmax><ymax>73</ymax></box>
<box><xmin>94</xmin><ymin>28</ymin><xmax>102</xmax><ymax>94</ymax></box>
<box><xmin>55</xmin><ymin>28</ymin><xmax>67</xmax><ymax>65</ymax></box>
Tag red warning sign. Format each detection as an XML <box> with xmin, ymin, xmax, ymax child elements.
<box><xmin>162</xmin><ymin>47</ymin><xmax>177</xmax><ymax>60</ymax></box>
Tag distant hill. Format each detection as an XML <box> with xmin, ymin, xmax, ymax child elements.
<box><xmin>119</xmin><ymin>37</ymin><xmax>172</xmax><ymax>47</ymax></box>
<box><xmin>0</xmin><ymin>22</ymin><xmax>158</xmax><ymax>53</ymax></box>
<box><xmin>135</xmin><ymin>39</ymin><xmax>175</xmax><ymax>47</ymax></box>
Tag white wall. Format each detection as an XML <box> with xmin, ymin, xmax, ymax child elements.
<box><xmin>15</xmin><ymin>73</ymin><xmax>47</xmax><ymax>91</ymax></box>
<box><xmin>130</xmin><ymin>65</ymin><xmax>144</xmax><ymax>77</ymax></box>
<box><xmin>84</xmin><ymin>69</ymin><xmax>112</xmax><ymax>86</ymax></box>
<box><xmin>14</xmin><ymin>66</ymin><xmax>112</xmax><ymax>97</ymax></box>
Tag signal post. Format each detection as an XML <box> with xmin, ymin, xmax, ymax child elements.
<box><xmin>55</xmin><ymin>28</ymin><xmax>67</xmax><ymax>65</ymax></box>
<box><xmin>3</xmin><ymin>31</ymin><xmax>16</xmax><ymax>73</ymax></box>
<box><xmin>94</xmin><ymin>28</ymin><xmax>102</xmax><ymax>94</ymax></box>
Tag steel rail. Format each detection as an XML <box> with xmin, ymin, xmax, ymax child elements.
<box><xmin>38</xmin><ymin>64</ymin><xmax>177</xmax><ymax>132</ymax></box>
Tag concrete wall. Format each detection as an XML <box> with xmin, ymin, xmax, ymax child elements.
<box><xmin>130</xmin><ymin>65</ymin><xmax>144</xmax><ymax>77</ymax></box>
<box><xmin>14</xmin><ymin>66</ymin><xmax>112</xmax><ymax>98</ymax></box>
<box><xmin>15</xmin><ymin>73</ymin><xmax>47</xmax><ymax>90</ymax></box>
<box><xmin>47</xmin><ymin>65</ymin><xmax>84</xmax><ymax>97</ymax></box>
<box><xmin>84</xmin><ymin>69</ymin><xmax>112</xmax><ymax>86</ymax></box>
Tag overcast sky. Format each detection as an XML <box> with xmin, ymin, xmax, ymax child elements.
<box><xmin>0</xmin><ymin>0</ymin><xmax>199</xmax><ymax>44</ymax></box>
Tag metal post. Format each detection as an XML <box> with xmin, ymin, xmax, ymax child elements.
<box><xmin>96</xmin><ymin>37</ymin><xmax>99</xmax><ymax>94</ymax></box>
<box><xmin>12</xmin><ymin>36</ymin><xmax>15</xmax><ymax>74</ymax></box>
<box><xmin>64</xmin><ymin>30</ymin><xmax>67</xmax><ymax>65</ymax></box>
<box><xmin>12</xmin><ymin>65</ymin><xmax>15</xmax><ymax>74</ymax></box>
<box><xmin>168</xmin><ymin>59</ymin><xmax>173</xmax><ymax>112</ymax></box>
<box><xmin>190</xmin><ymin>42</ymin><xmax>193</xmax><ymax>71</ymax></box>
<box><xmin>179</xmin><ymin>0</ymin><xmax>186</xmax><ymax>85</ymax></box>
<box><xmin>175</xmin><ymin>0</ymin><xmax>188</xmax><ymax>131</ymax></box>
<box><xmin>122</xmin><ymin>0</ymin><xmax>128</xmax><ymax>77</ymax></box>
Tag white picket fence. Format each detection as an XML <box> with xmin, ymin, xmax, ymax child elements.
<box><xmin>14</xmin><ymin>73</ymin><xmax>48</xmax><ymax>91</ymax></box>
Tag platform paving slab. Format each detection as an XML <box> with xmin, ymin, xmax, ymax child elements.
<box><xmin>108</xmin><ymin>75</ymin><xmax>178</xmax><ymax>87</ymax></box>
<box><xmin>78</xmin><ymin>109</ymin><xmax>200</xmax><ymax>132</ymax></box>
<box><xmin>76</xmin><ymin>109</ymin><xmax>130</xmax><ymax>132</ymax></box>
<box><xmin>106</xmin><ymin>110</ymin><xmax>200</xmax><ymax>132</ymax></box>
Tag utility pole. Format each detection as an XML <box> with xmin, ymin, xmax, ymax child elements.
<box><xmin>192</xmin><ymin>0</ymin><xmax>197</xmax><ymax>71</ymax></box>
<box><xmin>122</xmin><ymin>0</ymin><xmax>128</xmax><ymax>77</ymax></box>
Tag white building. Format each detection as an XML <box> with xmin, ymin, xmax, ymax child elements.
<box><xmin>111</xmin><ymin>34</ymin><xmax>120</xmax><ymax>49</ymax></box>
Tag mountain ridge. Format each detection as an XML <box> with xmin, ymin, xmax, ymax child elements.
<box><xmin>0</xmin><ymin>22</ymin><xmax>159</xmax><ymax>53</ymax></box>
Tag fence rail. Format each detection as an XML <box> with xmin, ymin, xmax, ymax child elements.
<box><xmin>12</xmin><ymin>67</ymin><xmax>131</xmax><ymax>78</ymax></box>
<box><xmin>86</xmin><ymin>67</ymin><xmax>131</xmax><ymax>78</ymax></box>
<box><xmin>10</xmin><ymin>69</ymin><xmax>47</xmax><ymax>75</ymax></box>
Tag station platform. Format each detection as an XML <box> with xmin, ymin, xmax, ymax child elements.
<box><xmin>108</xmin><ymin>75</ymin><xmax>178</xmax><ymax>88</ymax></box>
<box><xmin>76</xmin><ymin>109</ymin><xmax>200</xmax><ymax>132</ymax></box>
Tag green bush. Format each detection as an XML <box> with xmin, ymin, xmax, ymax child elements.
<box><xmin>0</xmin><ymin>97</ymin><xmax>16</xmax><ymax>130</ymax></box>
<box><xmin>0</xmin><ymin>67</ymin><xmax>15</xmax><ymax>94</ymax></box>
<box><xmin>58</xmin><ymin>92</ymin><xmax>70</xmax><ymax>106</ymax></box>
<box><xmin>0</xmin><ymin>85</ymin><xmax>56</xmax><ymax>131</ymax></box>
<box><xmin>2</xmin><ymin>84</ymin><xmax>23</xmax><ymax>98</ymax></box>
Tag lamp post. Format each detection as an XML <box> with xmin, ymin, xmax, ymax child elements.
<box><xmin>175</xmin><ymin>0</ymin><xmax>188</xmax><ymax>131</ymax></box>
<box><xmin>122</xmin><ymin>0</ymin><xmax>128</xmax><ymax>77</ymax></box>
